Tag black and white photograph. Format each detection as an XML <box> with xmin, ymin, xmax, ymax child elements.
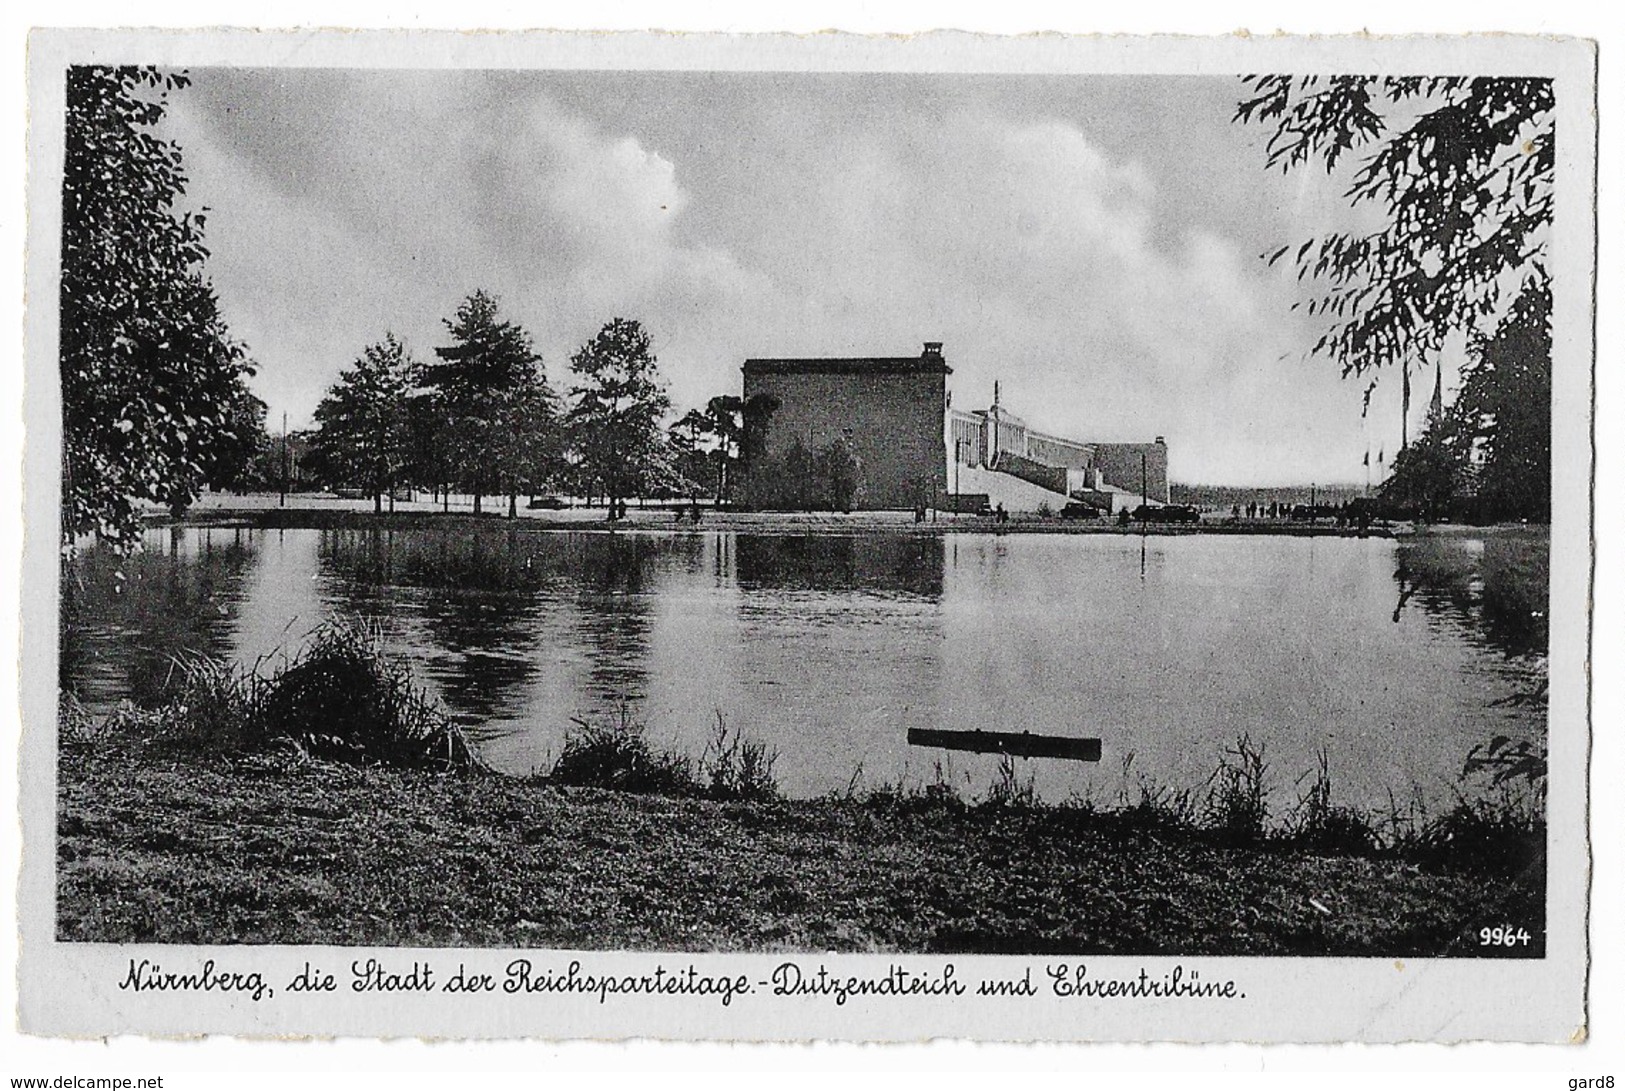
<box><xmin>17</xmin><ymin>26</ymin><xmax>1596</xmax><ymax>1045</ymax></box>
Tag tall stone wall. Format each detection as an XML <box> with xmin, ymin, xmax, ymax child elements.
<box><xmin>742</xmin><ymin>356</ymin><xmax>950</xmax><ymax>511</ymax></box>
<box><xmin>1093</xmin><ymin>440</ymin><xmax>1169</xmax><ymax>503</ymax></box>
<box><xmin>1025</xmin><ymin>430</ymin><xmax>1096</xmax><ymax>471</ymax></box>
<box><xmin>949</xmin><ymin>411</ymin><xmax>986</xmax><ymax>468</ymax></box>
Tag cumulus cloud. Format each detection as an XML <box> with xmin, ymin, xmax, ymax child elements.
<box><xmin>163</xmin><ymin>70</ymin><xmax>1386</xmax><ymax>486</ymax></box>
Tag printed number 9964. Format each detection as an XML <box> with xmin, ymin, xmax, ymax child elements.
<box><xmin>1479</xmin><ymin>925</ymin><xmax>1532</xmax><ymax>947</ymax></box>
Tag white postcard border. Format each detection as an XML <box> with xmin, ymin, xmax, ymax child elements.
<box><xmin>17</xmin><ymin>27</ymin><xmax>1596</xmax><ymax>1043</ymax></box>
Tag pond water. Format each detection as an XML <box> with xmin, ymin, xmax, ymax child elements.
<box><xmin>60</xmin><ymin>524</ymin><xmax>1548</xmax><ymax>809</ymax></box>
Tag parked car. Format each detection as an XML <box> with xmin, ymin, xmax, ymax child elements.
<box><xmin>1060</xmin><ymin>500</ymin><xmax>1103</xmax><ymax>520</ymax></box>
<box><xmin>527</xmin><ymin>496</ymin><xmax>569</xmax><ymax>510</ymax></box>
<box><xmin>1134</xmin><ymin>504</ymin><xmax>1200</xmax><ymax>524</ymax></box>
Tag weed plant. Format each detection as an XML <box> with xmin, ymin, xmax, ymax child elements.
<box><xmin>1281</xmin><ymin>748</ymin><xmax>1379</xmax><ymax>856</ymax></box>
<box><xmin>67</xmin><ymin>619</ymin><xmax>477</xmax><ymax>770</ymax></box>
<box><xmin>551</xmin><ymin>706</ymin><xmax>697</xmax><ymax>795</ymax></box>
<box><xmin>699</xmin><ymin>711</ymin><xmax>781</xmax><ymax>802</ymax></box>
<box><xmin>984</xmin><ymin>753</ymin><xmax>1037</xmax><ymax>809</ymax></box>
<box><xmin>550</xmin><ymin>706</ymin><xmax>782</xmax><ymax>802</ymax></box>
<box><xmin>1203</xmin><ymin>732</ymin><xmax>1270</xmax><ymax>844</ymax></box>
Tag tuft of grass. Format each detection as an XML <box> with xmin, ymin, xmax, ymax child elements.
<box><xmin>71</xmin><ymin>619</ymin><xmax>477</xmax><ymax>770</ymax></box>
<box><xmin>167</xmin><ymin>651</ymin><xmax>265</xmax><ymax>751</ymax></box>
<box><xmin>865</xmin><ymin>758</ymin><xmax>967</xmax><ymax>811</ymax></box>
<box><xmin>983</xmin><ymin>753</ymin><xmax>1037</xmax><ymax>809</ymax></box>
<box><xmin>1203</xmin><ymin>733</ymin><xmax>1270</xmax><ymax>845</ymax></box>
<box><xmin>699</xmin><ymin>711</ymin><xmax>780</xmax><ymax>802</ymax></box>
<box><xmin>549</xmin><ymin>706</ymin><xmax>783</xmax><ymax>802</ymax></box>
<box><xmin>1395</xmin><ymin>789</ymin><xmax>1545</xmax><ymax>877</ymax></box>
<box><xmin>1281</xmin><ymin>748</ymin><xmax>1378</xmax><ymax>856</ymax></box>
<box><xmin>1116</xmin><ymin>751</ymin><xmax>1201</xmax><ymax>831</ymax></box>
<box><xmin>252</xmin><ymin>622</ymin><xmax>476</xmax><ymax>769</ymax></box>
<box><xmin>551</xmin><ymin>705</ymin><xmax>697</xmax><ymax>796</ymax></box>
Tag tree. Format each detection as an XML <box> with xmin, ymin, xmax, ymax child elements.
<box><xmin>61</xmin><ymin>66</ymin><xmax>257</xmax><ymax>548</ymax></box>
<box><xmin>423</xmin><ymin>291</ymin><xmax>558</xmax><ymax>516</ymax></box>
<box><xmin>1380</xmin><ymin>409</ymin><xmax>1469</xmax><ymax>521</ymax></box>
<box><xmin>1236</xmin><ymin>76</ymin><xmax>1553</xmax><ymax>519</ymax></box>
<box><xmin>207</xmin><ymin>386</ymin><xmax>272</xmax><ymax>495</ymax></box>
<box><xmin>567</xmin><ymin>318</ymin><xmax>671</xmax><ymax>513</ymax></box>
<box><xmin>494</xmin><ymin>371</ymin><xmax>566</xmax><ymax>515</ymax></box>
<box><xmin>669</xmin><ymin>407</ymin><xmax>713</xmax><ymax>502</ymax></box>
<box><xmin>1456</xmin><ymin>273</ymin><xmax>1551</xmax><ymax>521</ymax></box>
<box><xmin>704</xmin><ymin>395</ymin><xmax>745</xmax><ymax>505</ymax></box>
<box><xmin>747</xmin><ymin>437</ymin><xmax>863</xmax><ymax>512</ymax></box>
<box><xmin>307</xmin><ymin>334</ymin><xmax>418</xmax><ymax>512</ymax></box>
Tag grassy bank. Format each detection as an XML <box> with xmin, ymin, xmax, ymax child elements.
<box><xmin>56</xmin><ymin>741</ymin><xmax>1543</xmax><ymax>955</ymax></box>
<box><xmin>56</xmin><ymin>630</ymin><xmax>1545</xmax><ymax>955</ymax></box>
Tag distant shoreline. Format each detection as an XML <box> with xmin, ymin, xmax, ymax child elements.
<box><xmin>154</xmin><ymin>497</ymin><xmax>1434</xmax><ymax>539</ymax></box>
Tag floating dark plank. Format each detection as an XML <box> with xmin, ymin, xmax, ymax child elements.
<box><xmin>906</xmin><ymin>728</ymin><xmax>1102</xmax><ymax>762</ymax></box>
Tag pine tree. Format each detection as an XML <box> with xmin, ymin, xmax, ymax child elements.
<box><xmin>308</xmin><ymin>334</ymin><xmax>418</xmax><ymax>512</ymax></box>
<box><xmin>567</xmin><ymin>319</ymin><xmax>671</xmax><ymax>514</ymax></box>
<box><xmin>424</xmin><ymin>291</ymin><xmax>558</xmax><ymax>516</ymax></box>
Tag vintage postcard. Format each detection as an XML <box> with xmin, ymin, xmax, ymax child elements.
<box><xmin>18</xmin><ymin>27</ymin><xmax>1595</xmax><ymax>1042</ymax></box>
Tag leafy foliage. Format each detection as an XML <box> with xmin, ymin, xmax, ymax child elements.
<box><xmin>207</xmin><ymin>385</ymin><xmax>273</xmax><ymax>495</ymax></box>
<box><xmin>1463</xmin><ymin>733</ymin><xmax>1547</xmax><ymax>794</ymax></box>
<box><xmin>567</xmin><ymin>318</ymin><xmax>672</xmax><ymax>505</ymax></box>
<box><xmin>1237</xmin><ymin>75</ymin><xmax>1551</xmax><ymax>378</ymax></box>
<box><xmin>1237</xmin><ymin>75</ymin><xmax>1553</xmax><ymax>520</ymax></box>
<box><xmin>747</xmin><ymin>436</ymin><xmax>864</xmax><ymax>511</ymax></box>
<box><xmin>61</xmin><ymin>66</ymin><xmax>257</xmax><ymax>546</ymax></box>
<box><xmin>422</xmin><ymin>291</ymin><xmax>560</xmax><ymax>515</ymax></box>
<box><xmin>306</xmin><ymin>334</ymin><xmax>418</xmax><ymax>509</ymax></box>
<box><xmin>1456</xmin><ymin>274</ymin><xmax>1552</xmax><ymax>521</ymax></box>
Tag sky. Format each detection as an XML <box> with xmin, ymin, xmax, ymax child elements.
<box><xmin>157</xmin><ymin>68</ymin><xmax>1440</xmax><ymax>487</ymax></box>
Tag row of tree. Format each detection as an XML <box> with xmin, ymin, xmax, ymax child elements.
<box><xmin>304</xmin><ymin>298</ymin><xmax>678</xmax><ymax>517</ymax></box>
<box><xmin>62</xmin><ymin>66</ymin><xmax>1558</xmax><ymax>554</ymax></box>
<box><xmin>301</xmin><ymin>297</ymin><xmax>799</xmax><ymax>517</ymax></box>
<box><xmin>60</xmin><ymin>64</ymin><xmax>804</xmax><ymax>551</ymax></box>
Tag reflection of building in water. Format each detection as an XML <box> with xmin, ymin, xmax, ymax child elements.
<box><xmin>741</xmin><ymin>342</ymin><xmax>1168</xmax><ymax>512</ymax></box>
<box><xmin>734</xmin><ymin>534</ymin><xmax>945</xmax><ymax>598</ymax></box>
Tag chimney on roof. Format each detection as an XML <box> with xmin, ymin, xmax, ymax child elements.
<box><xmin>922</xmin><ymin>341</ymin><xmax>943</xmax><ymax>359</ymax></box>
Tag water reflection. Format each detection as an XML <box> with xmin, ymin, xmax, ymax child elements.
<box><xmin>1392</xmin><ymin>530</ymin><xmax>1548</xmax><ymax>658</ymax></box>
<box><xmin>61</xmin><ymin>526</ymin><xmax>256</xmax><ymax>709</ymax></box>
<box><xmin>59</xmin><ymin>526</ymin><xmax>1547</xmax><ymax>805</ymax></box>
<box><xmin>735</xmin><ymin>534</ymin><xmax>944</xmax><ymax>597</ymax></box>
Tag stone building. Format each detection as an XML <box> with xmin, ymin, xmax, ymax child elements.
<box><xmin>739</xmin><ymin>341</ymin><xmax>1168</xmax><ymax>512</ymax></box>
<box><xmin>741</xmin><ymin>343</ymin><xmax>951</xmax><ymax>511</ymax></box>
<box><xmin>949</xmin><ymin>384</ymin><xmax>1169</xmax><ymax>504</ymax></box>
